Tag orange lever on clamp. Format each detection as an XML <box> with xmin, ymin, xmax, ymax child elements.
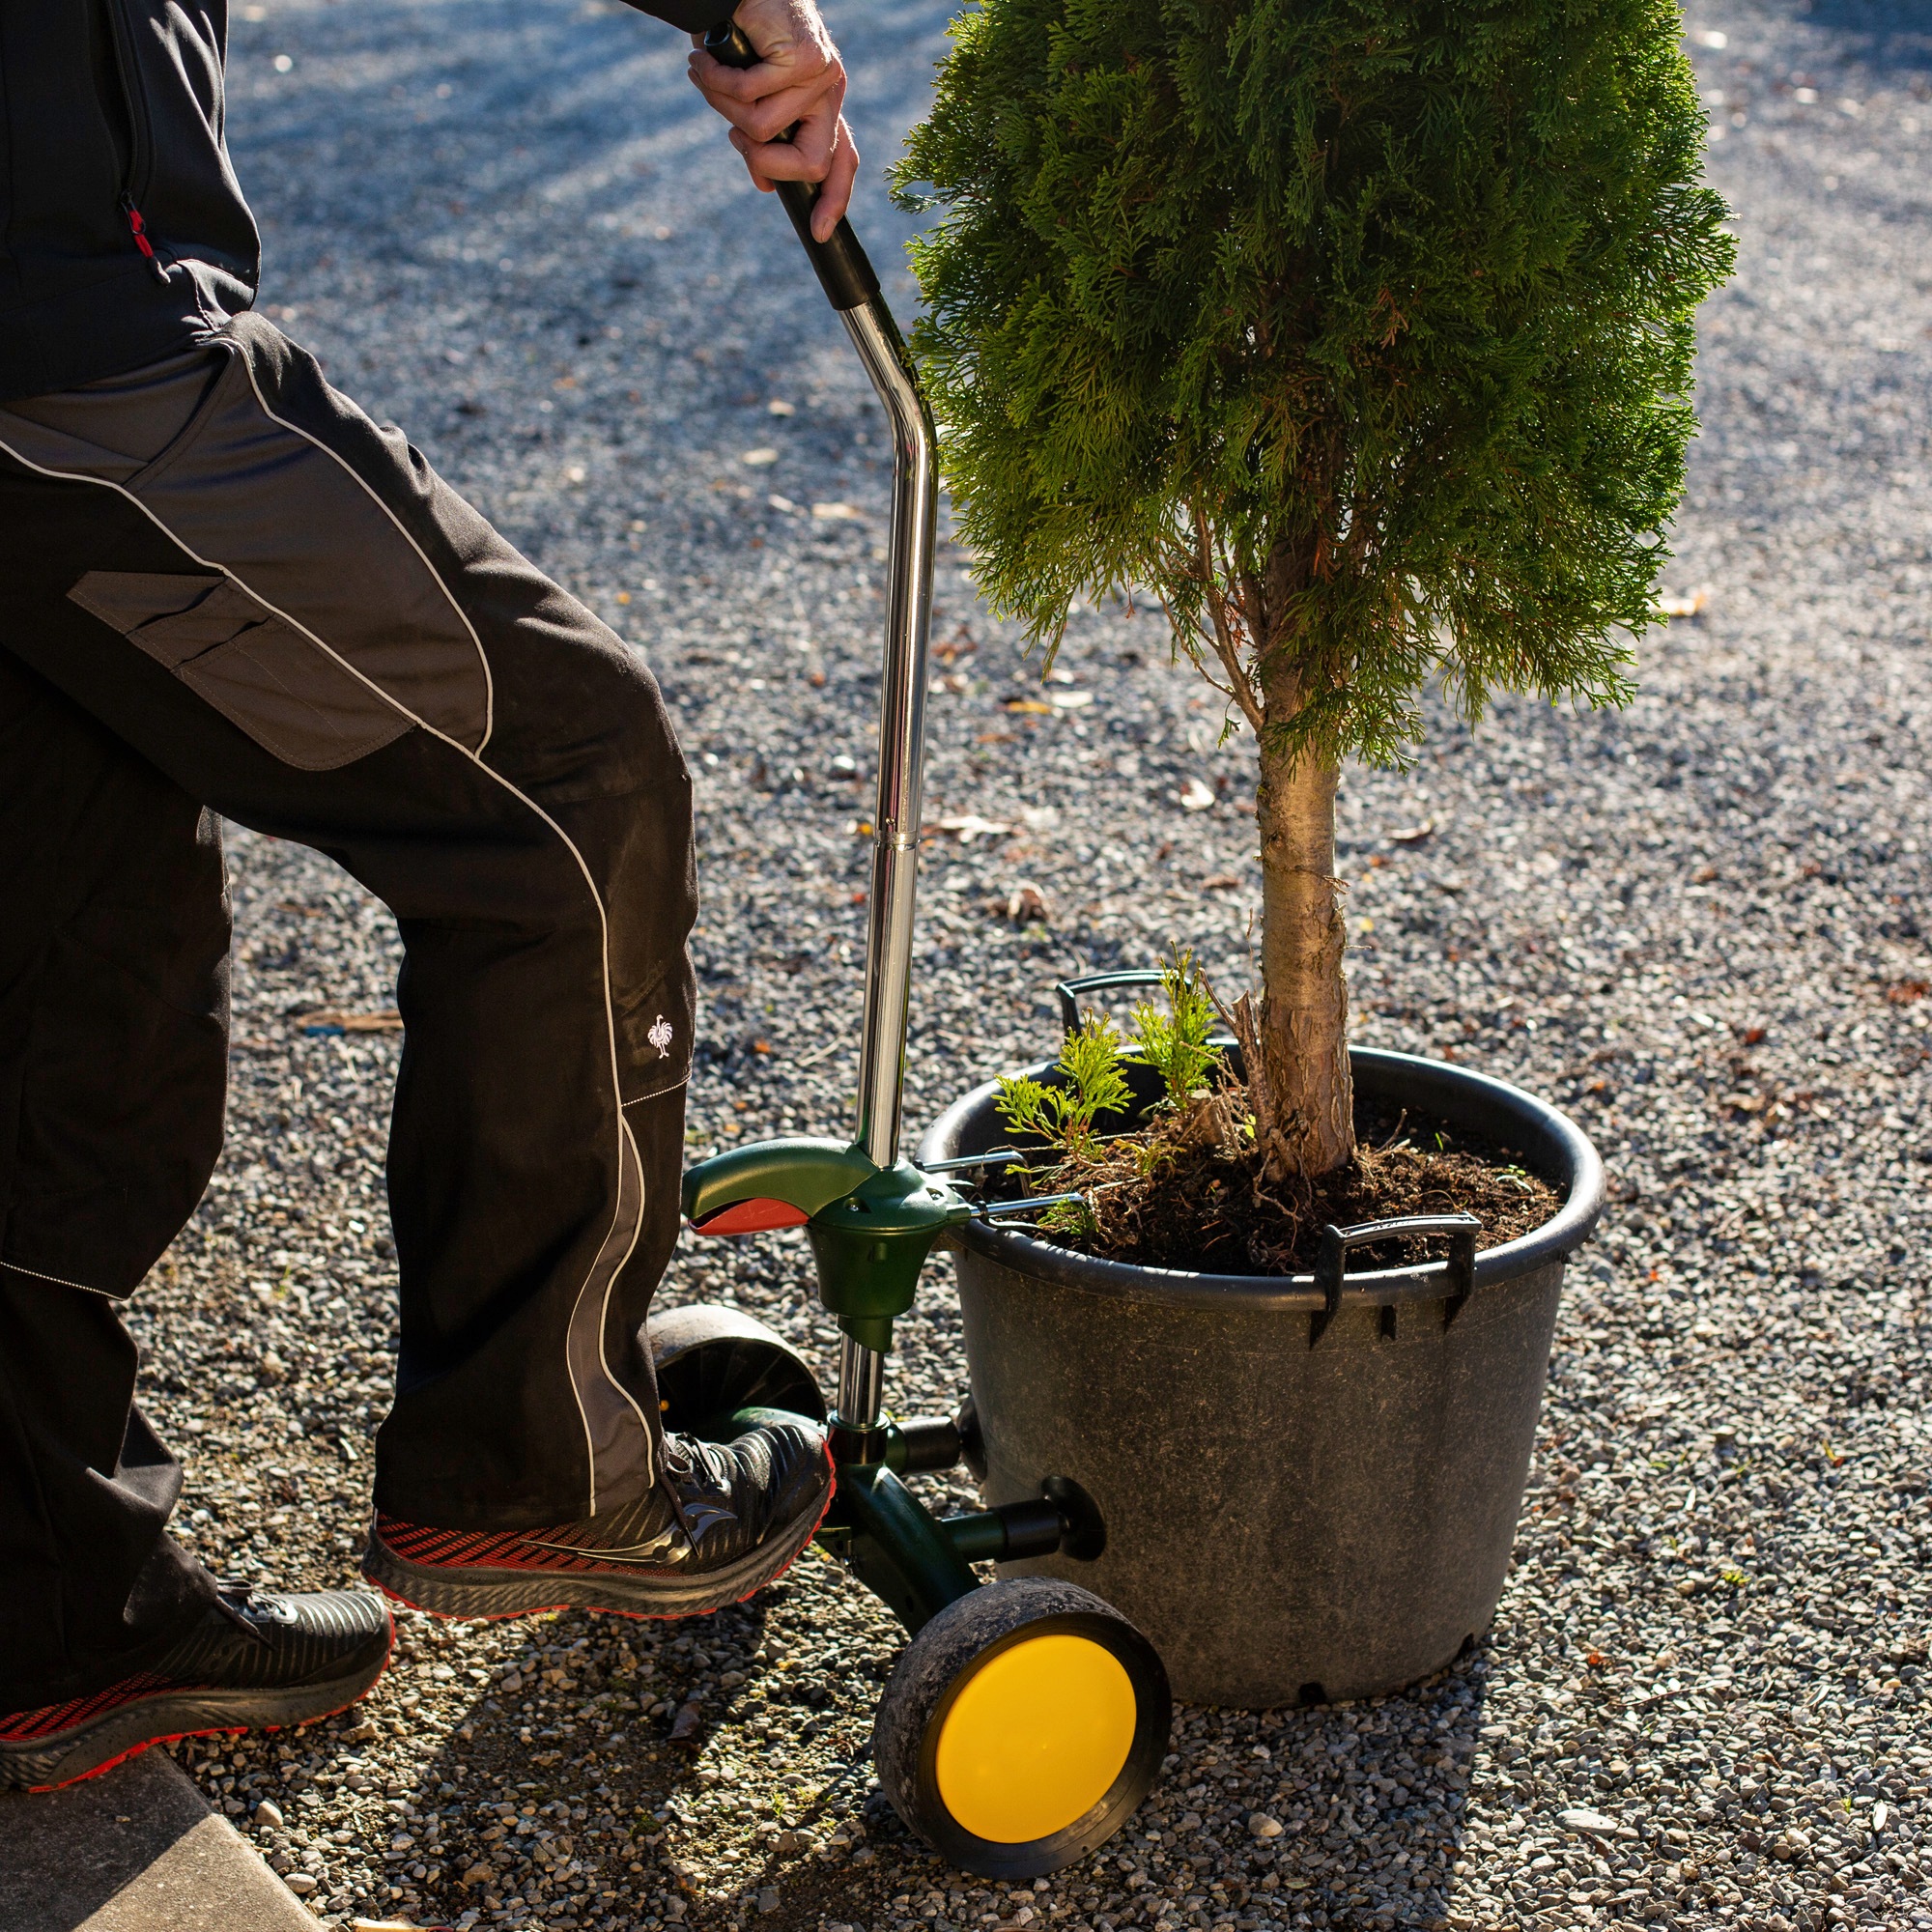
<box><xmin>690</xmin><ymin>1197</ymin><xmax>812</xmax><ymax>1236</ymax></box>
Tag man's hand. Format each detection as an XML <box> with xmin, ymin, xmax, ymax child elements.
<box><xmin>689</xmin><ymin>0</ymin><xmax>858</xmax><ymax>242</ymax></box>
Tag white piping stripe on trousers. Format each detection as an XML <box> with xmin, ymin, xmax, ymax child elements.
<box><xmin>0</xmin><ymin>407</ymin><xmax>655</xmax><ymax>1517</ymax></box>
<box><xmin>0</xmin><ymin>1258</ymin><xmax>123</xmax><ymax>1298</ymax></box>
<box><xmin>234</xmin><ymin>354</ymin><xmax>497</xmax><ymax>755</ymax></box>
<box><xmin>231</xmin><ymin>358</ymin><xmax>659</xmax><ymax>1507</ymax></box>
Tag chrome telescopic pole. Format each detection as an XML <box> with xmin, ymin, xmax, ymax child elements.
<box><xmin>835</xmin><ymin>1334</ymin><xmax>888</xmax><ymax>1432</ymax></box>
<box><xmin>842</xmin><ymin>304</ymin><xmax>937</xmax><ymax>1174</ymax></box>
<box><xmin>700</xmin><ymin>25</ymin><xmax>939</xmax><ymax>1434</ymax></box>
<box><xmin>835</xmin><ymin>298</ymin><xmax>936</xmax><ymax>1431</ymax></box>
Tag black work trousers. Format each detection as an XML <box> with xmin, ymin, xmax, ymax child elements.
<box><xmin>0</xmin><ymin>315</ymin><xmax>696</xmax><ymax>1708</ymax></box>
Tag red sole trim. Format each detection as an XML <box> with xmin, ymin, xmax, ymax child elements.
<box><xmin>28</xmin><ymin>1726</ymin><xmax>248</xmax><ymax>1794</ymax></box>
<box><xmin>369</xmin><ymin>1443</ymin><xmax>838</xmax><ymax>1626</ymax></box>
<box><xmin>15</xmin><ymin>1603</ymin><xmax>395</xmax><ymax>1794</ymax></box>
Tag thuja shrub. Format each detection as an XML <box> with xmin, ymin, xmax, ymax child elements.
<box><xmin>895</xmin><ymin>0</ymin><xmax>1732</xmax><ymax>1179</ymax></box>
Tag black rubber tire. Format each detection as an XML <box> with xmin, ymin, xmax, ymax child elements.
<box><xmin>872</xmin><ymin>1577</ymin><xmax>1171</xmax><ymax>1879</ymax></box>
<box><xmin>643</xmin><ymin>1303</ymin><xmax>828</xmax><ymax>1434</ymax></box>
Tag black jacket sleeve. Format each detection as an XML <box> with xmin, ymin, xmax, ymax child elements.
<box><xmin>618</xmin><ymin>0</ymin><xmax>739</xmax><ymax>35</ymax></box>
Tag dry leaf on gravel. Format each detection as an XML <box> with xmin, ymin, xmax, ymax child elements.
<box><xmin>298</xmin><ymin>1009</ymin><xmax>403</xmax><ymax>1033</ymax></box>
<box><xmin>986</xmin><ymin>880</ymin><xmax>1050</xmax><ymax>923</ymax></box>
<box><xmin>929</xmin><ymin>813</ymin><xmax>1012</xmax><ymax>842</ymax></box>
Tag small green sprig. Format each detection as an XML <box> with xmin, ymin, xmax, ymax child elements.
<box><xmin>995</xmin><ymin>1012</ymin><xmax>1131</xmax><ymax>1161</ymax></box>
<box><xmin>1037</xmin><ymin>1194</ymin><xmax>1097</xmax><ymax>1238</ymax></box>
<box><xmin>1131</xmin><ymin>947</ymin><xmax>1220</xmax><ymax>1111</ymax></box>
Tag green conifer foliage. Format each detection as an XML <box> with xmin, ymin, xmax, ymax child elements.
<box><xmin>896</xmin><ymin>0</ymin><xmax>1732</xmax><ymax>1178</ymax></box>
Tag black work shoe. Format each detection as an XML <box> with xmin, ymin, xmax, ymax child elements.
<box><xmin>0</xmin><ymin>1582</ymin><xmax>392</xmax><ymax>1792</ymax></box>
<box><xmin>362</xmin><ymin>1418</ymin><xmax>834</xmax><ymax>1620</ymax></box>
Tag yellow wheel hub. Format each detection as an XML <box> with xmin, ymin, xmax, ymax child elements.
<box><xmin>932</xmin><ymin>1632</ymin><xmax>1138</xmax><ymax>1843</ymax></box>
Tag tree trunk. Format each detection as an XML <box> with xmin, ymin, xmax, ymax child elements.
<box><xmin>1249</xmin><ymin>657</ymin><xmax>1354</xmax><ymax>1179</ymax></box>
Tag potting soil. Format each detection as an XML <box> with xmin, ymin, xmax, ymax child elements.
<box><xmin>1008</xmin><ymin>1093</ymin><xmax>1562</xmax><ymax>1275</ymax></box>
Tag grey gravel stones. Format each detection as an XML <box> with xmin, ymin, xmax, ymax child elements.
<box><xmin>117</xmin><ymin>1</ymin><xmax>1932</xmax><ymax>1930</ymax></box>
<box><xmin>1555</xmin><ymin>1811</ymin><xmax>1628</xmax><ymax>1841</ymax></box>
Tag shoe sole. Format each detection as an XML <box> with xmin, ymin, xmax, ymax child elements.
<box><xmin>360</xmin><ymin>1447</ymin><xmax>835</xmax><ymax>1623</ymax></box>
<box><xmin>0</xmin><ymin>1629</ymin><xmax>392</xmax><ymax>1794</ymax></box>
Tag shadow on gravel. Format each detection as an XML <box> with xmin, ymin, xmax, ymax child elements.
<box><xmin>363</xmin><ymin>1601</ymin><xmax>1511</xmax><ymax>1932</ymax></box>
<box><xmin>1253</xmin><ymin>1664</ymin><xmax>1491</xmax><ymax>1932</ymax></box>
<box><xmin>383</xmin><ymin>1587</ymin><xmax>913</xmax><ymax>1932</ymax></box>
<box><xmin>235</xmin><ymin>0</ymin><xmax>955</xmax><ymax>282</ymax></box>
<box><xmin>1800</xmin><ymin>0</ymin><xmax>1932</xmax><ymax>76</ymax></box>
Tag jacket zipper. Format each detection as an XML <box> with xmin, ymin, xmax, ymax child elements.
<box><xmin>101</xmin><ymin>0</ymin><xmax>170</xmax><ymax>284</ymax></box>
<box><xmin>120</xmin><ymin>192</ymin><xmax>169</xmax><ymax>285</ymax></box>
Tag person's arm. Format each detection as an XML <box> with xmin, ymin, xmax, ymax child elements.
<box><xmin>681</xmin><ymin>0</ymin><xmax>858</xmax><ymax>242</ymax></box>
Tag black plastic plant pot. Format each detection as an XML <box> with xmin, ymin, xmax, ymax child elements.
<box><xmin>918</xmin><ymin>1046</ymin><xmax>1605</xmax><ymax>1709</ymax></box>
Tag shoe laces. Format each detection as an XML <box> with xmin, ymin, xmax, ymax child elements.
<box><xmin>212</xmin><ymin>1579</ymin><xmax>274</xmax><ymax>1647</ymax></box>
<box><xmin>656</xmin><ymin>1433</ymin><xmax>735</xmax><ymax>1548</ymax></box>
<box><xmin>657</xmin><ymin>1437</ymin><xmax>701</xmax><ymax>1546</ymax></box>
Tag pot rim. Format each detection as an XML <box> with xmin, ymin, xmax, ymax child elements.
<box><xmin>918</xmin><ymin>1045</ymin><xmax>1604</xmax><ymax>1314</ymax></box>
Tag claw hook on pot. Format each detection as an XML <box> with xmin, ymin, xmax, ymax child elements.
<box><xmin>1308</xmin><ymin>1213</ymin><xmax>1479</xmax><ymax>1347</ymax></box>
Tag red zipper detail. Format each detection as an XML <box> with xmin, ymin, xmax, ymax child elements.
<box><xmin>120</xmin><ymin>194</ymin><xmax>169</xmax><ymax>285</ymax></box>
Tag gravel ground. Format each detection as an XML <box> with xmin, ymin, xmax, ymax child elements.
<box><xmin>109</xmin><ymin>2</ymin><xmax>1932</xmax><ymax>1929</ymax></box>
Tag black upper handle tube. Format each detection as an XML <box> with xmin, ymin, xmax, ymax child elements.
<box><xmin>701</xmin><ymin>19</ymin><xmax>882</xmax><ymax>313</ymax></box>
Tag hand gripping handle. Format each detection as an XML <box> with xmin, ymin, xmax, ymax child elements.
<box><xmin>701</xmin><ymin>18</ymin><xmax>882</xmax><ymax>312</ymax></box>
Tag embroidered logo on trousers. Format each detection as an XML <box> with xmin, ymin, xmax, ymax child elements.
<box><xmin>648</xmin><ymin>1015</ymin><xmax>674</xmax><ymax>1058</ymax></box>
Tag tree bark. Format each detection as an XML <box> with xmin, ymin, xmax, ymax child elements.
<box><xmin>1250</xmin><ymin>657</ymin><xmax>1354</xmax><ymax>1179</ymax></box>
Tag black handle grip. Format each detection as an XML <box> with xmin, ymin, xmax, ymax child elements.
<box><xmin>701</xmin><ymin>19</ymin><xmax>881</xmax><ymax>313</ymax></box>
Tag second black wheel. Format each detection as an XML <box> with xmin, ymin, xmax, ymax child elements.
<box><xmin>872</xmin><ymin>1577</ymin><xmax>1171</xmax><ymax>1879</ymax></box>
<box><xmin>642</xmin><ymin>1303</ymin><xmax>828</xmax><ymax>1436</ymax></box>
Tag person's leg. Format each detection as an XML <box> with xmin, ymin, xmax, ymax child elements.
<box><xmin>0</xmin><ymin>644</ymin><xmax>226</xmax><ymax>1708</ymax></box>
<box><xmin>0</xmin><ymin>646</ymin><xmax>388</xmax><ymax>1794</ymax></box>
<box><xmin>0</xmin><ymin>321</ymin><xmax>689</xmax><ymax>1521</ymax></box>
<box><xmin>0</xmin><ymin>316</ymin><xmax>827</xmax><ymax>1617</ymax></box>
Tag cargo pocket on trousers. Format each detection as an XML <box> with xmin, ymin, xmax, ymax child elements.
<box><xmin>619</xmin><ymin>957</ymin><xmax>696</xmax><ymax>1107</ymax></box>
<box><xmin>67</xmin><ymin>569</ymin><xmax>413</xmax><ymax>771</ymax></box>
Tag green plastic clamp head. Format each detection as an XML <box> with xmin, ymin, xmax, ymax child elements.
<box><xmin>682</xmin><ymin>1138</ymin><xmax>972</xmax><ymax>1352</ymax></box>
<box><xmin>682</xmin><ymin>1138</ymin><xmax>880</xmax><ymax>1228</ymax></box>
<box><xmin>806</xmin><ymin>1161</ymin><xmax>973</xmax><ymax>1351</ymax></box>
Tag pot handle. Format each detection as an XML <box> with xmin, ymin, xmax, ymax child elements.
<box><xmin>1053</xmin><ymin>969</ymin><xmax>1168</xmax><ymax>1037</ymax></box>
<box><xmin>1311</xmin><ymin>1213</ymin><xmax>1480</xmax><ymax>1344</ymax></box>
